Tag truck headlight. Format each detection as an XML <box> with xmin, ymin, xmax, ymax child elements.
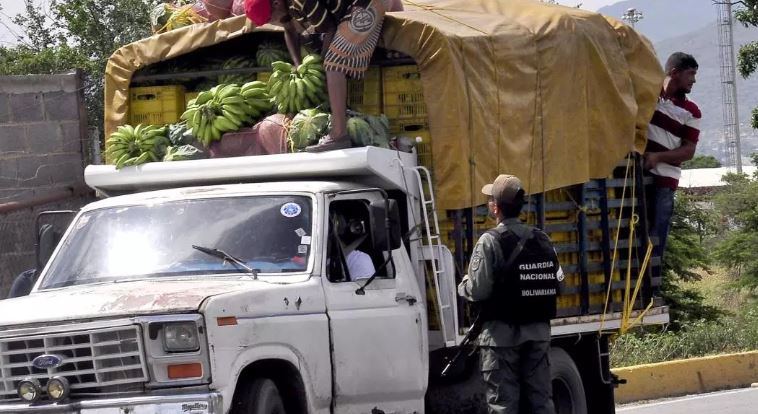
<box><xmin>47</xmin><ymin>376</ymin><xmax>70</xmax><ymax>400</ymax></box>
<box><xmin>17</xmin><ymin>378</ymin><xmax>41</xmax><ymax>402</ymax></box>
<box><xmin>162</xmin><ymin>322</ymin><xmax>200</xmax><ymax>352</ymax></box>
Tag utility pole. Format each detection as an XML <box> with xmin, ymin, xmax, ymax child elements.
<box><xmin>622</xmin><ymin>8</ymin><xmax>644</xmax><ymax>29</ymax></box>
<box><xmin>715</xmin><ymin>1</ymin><xmax>743</xmax><ymax>172</ymax></box>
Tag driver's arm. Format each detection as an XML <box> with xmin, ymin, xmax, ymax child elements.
<box><xmin>347</xmin><ymin>250</ymin><xmax>375</xmax><ymax>280</ymax></box>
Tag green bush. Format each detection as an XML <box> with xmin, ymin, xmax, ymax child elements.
<box><xmin>610</xmin><ymin>306</ymin><xmax>758</xmax><ymax>367</ymax></box>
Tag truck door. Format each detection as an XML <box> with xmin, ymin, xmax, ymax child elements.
<box><xmin>321</xmin><ymin>196</ymin><xmax>427</xmax><ymax>414</ymax></box>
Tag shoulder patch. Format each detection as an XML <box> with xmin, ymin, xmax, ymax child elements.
<box><xmin>471</xmin><ymin>252</ymin><xmax>483</xmax><ymax>271</ymax></box>
<box><xmin>556</xmin><ymin>266</ymin><xmax>565</xmax><ymax>282</ymax></box>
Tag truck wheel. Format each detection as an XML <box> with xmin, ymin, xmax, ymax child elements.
<box><xmin>232</xmin><ymin>378</ymin><xmax>286</xmax><ymax>414</ymax></box>
<box><xmin>551</xmin><ymin>348</ymin><xmax>587</xmax><ymax>414</ymax></box>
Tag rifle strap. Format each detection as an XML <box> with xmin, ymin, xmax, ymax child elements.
<box><xmin>489</xmin><ymin>226</ymin><xmax>534</xmax><ymax>272</ymax></box>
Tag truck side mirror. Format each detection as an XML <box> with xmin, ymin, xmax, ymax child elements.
<box><xmin>37</xmin><ymin>225</ymin><xmax>59</xmax><ymax>270</ymax></box>
<box><xmin>369</xmin><ymin>199</ymin><xmax>402</xmax><ymax>251</ymax></box>
<box><xmin>35</xmin><ymin>210</ymin><xmax>76</xmax><ymax>270</ymax></box>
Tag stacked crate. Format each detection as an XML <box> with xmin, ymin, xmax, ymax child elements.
<box><xmin>184</xmin><ymin>91</ymin><xmax>200</xmax><ymax>107</ymax></box>
<box><xmin>381</xmin><ymin>65</ymin><xmax>431</xmax><ymax>170</ymax></box>
<box><xmin>128</xmin><ymin>85</ymin><xmax>186</xmax><ymax>125</ymax></box>
<box><xmin>539</xmin><ymin>188</ymin><xmax>583</xmax><ymax>315</ymax></box>
<box><xmin>347</xmin><ymin>66</ymin><xmax>382</xmax><ymax>115</ymax></box>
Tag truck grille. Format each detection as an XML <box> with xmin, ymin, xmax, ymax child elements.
<box><xmin>0</xmin><ymin>325</ymin><xmax>148</xmax><ymax>401</ymax></box>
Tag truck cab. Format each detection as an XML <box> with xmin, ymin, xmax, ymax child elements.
<box><xmin>0</xmin><ymin>147</ymin><xmax>458</xmax><ymax>413</ymax></box>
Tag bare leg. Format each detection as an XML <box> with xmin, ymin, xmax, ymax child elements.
<box><xmin>326</xmin><ymin>70</ymin><xmax>349</xmax><ymax>140</ymax></box>
<box><xmin>305</xmin><ymin>70</ymin><xmax>352</xmax><ymax>152</ymax></box>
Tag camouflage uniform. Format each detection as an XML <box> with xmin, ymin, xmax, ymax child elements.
<box><xmin>457</xmin><ymin>218</ymin><xmax>555</xmax><ymax>414</ymax></box>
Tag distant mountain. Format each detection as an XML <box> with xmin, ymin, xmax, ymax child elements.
<box><xmin>654</xmin><ymin>21</ymin><xmax>758</xmax><ymax>161</ymax></box>
<box><xmin>597</xmin><ymin>0</ymin><xmax>715</xmax><ymax>43</ymax></box>
<box><xmin>595</xmin><ymin>0</ymin><xmax>758</xmax><ymax>161</ymax></box>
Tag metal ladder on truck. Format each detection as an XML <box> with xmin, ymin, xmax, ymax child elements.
<box><xmin>409</xmin><ymin>165</ymin><xmax>460</xmax><ymax>347</ymax></box>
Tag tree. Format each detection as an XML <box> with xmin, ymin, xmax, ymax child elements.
<box><xmin>1</xmin><ymin>0</ymin><xmax>152</xmax><ymax>135</ymax></box>
<box><xmin>660</xmin><ymin>192</ymin><xmax>723</xmax><ymax>329</ymax></box>
<box><xmin>712</xmin><ymin>155</ymin><xmax>758</xmax><ymax>290</ymax></box>
<box><xmin>682</xmin><ymin>154</ymin><xmax>722</xmax><ymax>169</ymax></box>
<box><xmin>735</xmin><ymin>0</ymin><xmax>758</xmax><ymax>128</ymax></box>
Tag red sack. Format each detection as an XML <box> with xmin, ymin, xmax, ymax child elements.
<box><xmin>231</xmin><ymin>0</ymin><xmax>246</xmax><ymax>15</ymax></box>
<box><xmin>209</xmin><ymin>115</ymin><xmax>289</xmax><ymax>158</ymax></box>
<box><xmin>202</xmin><ymin>0</ymin><xmax>233</xmax><ymax>20</ymax></box>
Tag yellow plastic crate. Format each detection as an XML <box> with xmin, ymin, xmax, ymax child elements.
<box><xmin>129</xmin><ymin>85</ymin><xmax>186</xmax><ymax>125</ymax></box>
<box><xmin>257</xmin><ymin>72</ymin><xmax>272</xmax><ymax>83</ymax></box>
<box><xmin>389</xmin><ymin>118</ymin><xmax>432</xmax><ymax>169</ymax></box>
<box><xmin>438</xmin><ymin>218</ymin><xmax>456</xmax><ymax>248</ymax></box>
<box><xmin>544</xmin><ymin>188</ymin><xmax>572</xmax><ymax>220</ymax></box>
<box><xmin>382</xmin><ymin>65</ymin><xmax>427</xmax><ymax>120</ymax></box>
<box><xmin>558</xmin><ymin>292</ymin><xmax>581</xmax><ymax>310</ymax></box>
<box><xmin>185</xmin><ymin>91</ymin><xmax>200</xmax><ymax>108</ymax></box>
<box><xmin>348</xmin><ymin>66</ymin><xmax>382</xmax><ymax>115</ymax></box>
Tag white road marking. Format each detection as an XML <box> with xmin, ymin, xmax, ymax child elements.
<box><xmin>616</xmin><ymin>388</ymin><xmax>758</xmax><ymax>411</ymax></box>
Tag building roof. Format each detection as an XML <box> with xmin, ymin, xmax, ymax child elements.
<box><xmin>679</xmin><ymin>166</ymin><xmax>758</xmax><ymax>188</ymax></box>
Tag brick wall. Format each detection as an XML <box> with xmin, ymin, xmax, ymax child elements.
<box><xmin>0</xmin><ymin>71</ymin><xmax>92</xmax><ymax>298</ymax></box>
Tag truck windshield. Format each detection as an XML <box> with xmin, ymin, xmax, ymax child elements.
<box><xmin>40</xmin><ymin>195</ymin><xmax>313</xmax><ymax>289</ymax></box>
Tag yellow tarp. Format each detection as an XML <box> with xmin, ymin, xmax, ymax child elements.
<box><xmin>104</xmin><ymin>0</ymin><xmax>663</xmax><ymax>210</ymax></box>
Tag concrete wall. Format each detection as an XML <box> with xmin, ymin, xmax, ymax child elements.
<box><xmin>0</xmin><ymin>71</ymin><xmax>92</xmax><ymax>298</ymax></box>
<box><xmin>613</xmin><ymin>351</ymin><xmax>758</xmax><ymax>403</ymax></box>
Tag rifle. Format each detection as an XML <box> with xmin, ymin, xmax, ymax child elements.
<box><xmin>440</xmin><ymin>314</ymin><xmax>483</xmax><ymax>377</ymax></box>
<box><xmin>440</xmin><ymin>227</ymin><xmax>532</xmax><ymax>377</ymax></box>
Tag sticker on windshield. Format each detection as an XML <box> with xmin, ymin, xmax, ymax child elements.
<box><xmin>301</xmin><ymin>235</ymin><xmax>312</xmax><ymax>245</ymax></box>
<box><xmin>298</xmin><ymin>245</ymin><xmax>308</xmax><ymax>254</ymax></box>
<box><xmin>280</xmin><ymin>202</ymin><xmax>302</xmax><ymax>218</ymax></box>
<box><xmin>295</xmin><ymin>228</ymin><xmax>306</xmax><ymax>237</ymax></box>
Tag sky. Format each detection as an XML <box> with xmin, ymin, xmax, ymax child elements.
<box><xmin>0</xmin><ymin>0</ymin><xmax>33</xmax><ymax>46</ymax></box>
<box><xmin>0</xmin><ymin>0</ymin><xmax>617</xmax><ymax>46</ymax></box>
<box><xmin>554</xmin><ymin>0</ymin><xmax>617</xmax><ymax>10</ymax></box>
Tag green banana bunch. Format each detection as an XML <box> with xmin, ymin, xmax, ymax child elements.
<box><xmin>241</xmin><ymin>80</ymin><xmax>274</xmax><ymax>119</ymax></box>
<box><xmin>268</xmin><ymin>54</ymin><xmax>328</xmax><ymax>115</ymax></box>
<box><xmin>105</xmin><ymin>124</ymin><xmax>169</xmax><ymax>169</ymax></box>
<box><xmin>181</xmin><ymin>82</ymin><xmax>273</xmax><ymax>148</ymax></box>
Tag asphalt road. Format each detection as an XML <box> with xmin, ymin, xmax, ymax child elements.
<box><xmin>616</xmin><ymin>387</ymin><xmax>758</xmax><ymax>414</ymax></box>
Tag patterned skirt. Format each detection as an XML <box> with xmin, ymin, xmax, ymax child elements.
<box><xmin>324</xmin><ymin>0</ymin><xmax>390</xmax><ymax>79</ymax></box>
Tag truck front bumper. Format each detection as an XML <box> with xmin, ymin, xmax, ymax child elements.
<box><xmin>0</xmin><ymin>392</ymin><xmax>222</xmax><ymax>413</ymax></box>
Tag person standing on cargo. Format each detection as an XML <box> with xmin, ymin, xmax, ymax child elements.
<box><xmin>644</xmin><ymin>52</ymin><xmax>701</xmax><ymax>258</ymax></box>
<box><xmin>458</xmin><ymin>174</ymin><xmax>562</xmax><ymax>414</ymax></box>
<box><xmin>244</xmin><ymin>0</ymin><xmax>403</xmax><ymax>152</ymax></box>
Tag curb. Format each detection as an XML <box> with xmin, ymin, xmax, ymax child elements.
<box><xmin>611</xmin><ymin>351</ymin><xmax>758</xmax><ymax>403</ymax></box>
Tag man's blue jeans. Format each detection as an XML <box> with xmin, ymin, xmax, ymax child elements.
<box><xmin>650</xmin><ymin>187</ymin><xmax>675</xmax><ymax>259</ymax></box>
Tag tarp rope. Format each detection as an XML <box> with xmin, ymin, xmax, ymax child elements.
<box><xmin>598</xmin><ymin>155</ymin><xmax>655</xmax><ymax>336</ymax></box>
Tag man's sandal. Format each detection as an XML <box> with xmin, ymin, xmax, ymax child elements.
<box><xmin>305</xmin><ymin>135</ymin><xmax>352</xmax><ymax>153</ymax></box>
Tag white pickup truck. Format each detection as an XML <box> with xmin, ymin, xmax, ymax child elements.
<box><xmin>0</xmin><ymin>147</ymin><xmax>668</xmax><ymax>414</ymax></box>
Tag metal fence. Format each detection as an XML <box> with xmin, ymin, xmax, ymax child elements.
<box><xmin>0</xmin><ymin>194</ymin><xmax>91</xmax><ymax>299</ymax></box>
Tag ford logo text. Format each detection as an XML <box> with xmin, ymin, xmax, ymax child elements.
<box><xmin>31</xmin><ymin>354</ymin><xmax>64</xmax><ymax>369</ymax></box>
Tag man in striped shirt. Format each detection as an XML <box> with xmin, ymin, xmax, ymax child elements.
<box><xmin>645</xmin><ymin>52</ymin><xmax>700</xmax><ymax>258</ymax></box>
<box><xmin>246</xmin><ymin>0</ymin><xmax>403</xmax><ymax>152</ymax></box>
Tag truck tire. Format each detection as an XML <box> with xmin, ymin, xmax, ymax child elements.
<box><xmin>551</xmin><ymin>348</ymin><xmax>587</xmax><ymax>414</ymax></box>
<box><xmin>232</xmin><ymin>378</ymin><xmax>286</xmax><ymax>414</ymax></box>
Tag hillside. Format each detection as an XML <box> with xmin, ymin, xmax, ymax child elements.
<box><xmin>654</xmin><ymin>21</ymin><xmax>758</xmax><ymax>159</ymax></box>
<box><xmin>597</xmin><ymin>0</ymin><xmax>715</xmax><ymax>43</ymax></box>
<box><xmin>596</xmin><ymin>0</ymin><xmax>758</xmax><ymax>161</ymax></box>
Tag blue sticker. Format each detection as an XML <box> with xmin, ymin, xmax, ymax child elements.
<box><xmin>280</xmin><ymin>202</ymin><xmax>302</xmax><ymax>218</ymax></box>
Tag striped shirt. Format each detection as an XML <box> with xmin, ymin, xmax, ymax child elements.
<box><xmin>646</xmin><ymin>94</ymin><xmax>701</xmax><ymax>189</ymax></box>
<box><xmin>288</xmin><ymin>0</ymin><xmax>368</xmax><ymax>33</ymax></box>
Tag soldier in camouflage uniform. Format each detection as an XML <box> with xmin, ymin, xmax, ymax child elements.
<box><xmin>458</xmin><ymin>174</ymin><xmax>563</xmax><ymax>414</ymax></box>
